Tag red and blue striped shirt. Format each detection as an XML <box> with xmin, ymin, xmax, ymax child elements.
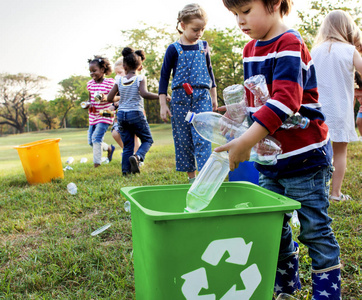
<box><xmin>243</xmin><ymin>30</ymin><xmax>332</xmax><ymax>178</ymax></box>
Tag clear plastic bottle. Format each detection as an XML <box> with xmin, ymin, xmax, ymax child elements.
<box><xmin>223</xmin><ymin>84</ymin><xmax>248</xmax><ymax>124</ymax></box>
<box><xmin>81</xmin><ymin>101</ymin><xmax>91</xmax><ymax>109</ymax></box>
<box><xmin>244</xmin><ymin>74</ymin><xmax>310</xmax><ymax>129</ymax></box>
<box><xmin>185</xmin><ymin>111</ymin><xmax>281</xmax><ymax>165</ymax></box>
<box><xmin>67</xmin><ymin>182</ymin><xmax>77</xmax><ymax>195</ymax></box>
<box><xmin>281</xmin><ymin>113</ymin><xmax>310</xmax><ymax>129</ymax></box>
<box><xmin>185</xmin><ymin>151</ymin><xmax>230</xmax><ymax>212</ymax></box>
<box><xmin>124</xmin><ymin>201</ymin><xmax>131</xmax><ymax>213</ymax></box>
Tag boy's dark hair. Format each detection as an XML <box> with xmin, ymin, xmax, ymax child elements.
<box><xmin>122</xmin><ymin>47</ymin><xmax>146</xmax><ymax>70</ymax></box>
<box><xmin>88</xmin><ymin>55</ymin><xmax>112</xmax><ymax>75</ymax></box>
<box><xmin>223</xmin><ymin>0</ymin><xmax>292</xmax><ymax>16</ymax></box>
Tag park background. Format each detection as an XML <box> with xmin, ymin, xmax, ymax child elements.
<box><xmin>0</xmin><ymin>0</ymin><xmax>362</xmax><ymax>299</ymax></box>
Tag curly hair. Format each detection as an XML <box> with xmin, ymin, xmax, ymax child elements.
<box><xmin>88</xmin><ymin>55</ymin><xmax>113</xmax><ymax>75</ymax></box>
<box><xmin>122</xmin><ymin>47</ymin><xmax>146</xmax><ymax>70</ymax></box>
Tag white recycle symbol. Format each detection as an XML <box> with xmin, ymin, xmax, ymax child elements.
<box><xmin>181</xmin><ymin>237</ymin><xmax>262</xmax><ymax>300</ymax></box>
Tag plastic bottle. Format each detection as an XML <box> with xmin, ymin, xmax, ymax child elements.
<box><xmin>244</xmin><ymin>74</ymin><xmax>310</xmax><ymax>129</ymax></box>
<box><xmin>124</xmin><ymin>201</ymin><xmax>131</xmax><ymax>213</ymax></box>
<box><xmin>67</xmin><ymin>182</ymin><xmax>77</xmax><ymax>195</ymax></box>
<box><xmin>185</xmin><ymin>151</ymin><xmax>230</xmax><ymax>212</ymax></box>
<box><xmin>94</xmin><ymin>91</ymin><xmax>103</xmax><ymax>103</ymax></box>
<box><xmin>223</xmin><ymin>84</ymin><xmax>248</xmax><ymax>124</ymax></box>
<box><xmin>81</xmin><ymin>101</ymin><xmax>91</xmax><ymax>109</ymax></box>
<box><xmin>99</xmin><ymin>110</ymin><xmax>115</xmax><ymax>117</ymax></box>
<box><xmin>66</xmin><ymin>157</ymin><xmax>74</xmax><ymax>164</ymax></box>
<box><xmin>281</xmin><ymin>113</ymin><xmax>310</xmax><ymax>129</ymax></box>
<box><xmin>185</xmin><ymin>111</ymin><xmax>281</xmax><ymax>165</ymax></box>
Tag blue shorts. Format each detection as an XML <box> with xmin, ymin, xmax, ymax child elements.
<box><xmin>357</xmin><ymin>112</ymin><xmax>362</xmax><ymax>118</ymax></box>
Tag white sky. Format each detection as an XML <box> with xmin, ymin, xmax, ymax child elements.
<box><xmin>0</xmin><ymin>0</ymin><xmax>307</xmax><ymax>99</ymax></box>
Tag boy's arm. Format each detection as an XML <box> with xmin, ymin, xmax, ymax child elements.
<box><xmin>214</xmin><ymin>122</ymin><xmax>269</xmax><ymax>171</ymax></box>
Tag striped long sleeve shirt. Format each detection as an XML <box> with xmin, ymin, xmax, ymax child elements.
<box><xmin>243</xmin><ymin>29</ymin><xmax>332</xmax><ymax>178</ymax></box>
<box><xmin>87</xmin><ymin>77</ymin><xmax>115</xmax><ymax>125</ymax></box>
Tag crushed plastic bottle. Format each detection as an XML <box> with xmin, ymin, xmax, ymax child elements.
<box><xmin>67</xmin><ymin>182</ymin><xmax>77</xmax><ymax>195</ymax></box>
<box><xmin>185</xmin><ymin>111</ymin><xmax>281</xmax><ymax>165</ymax></box>
<box><xmin>291</xmin><ymin>210</ymin><xmax>300</xmax><ymax>227</ymax></box>
<box><xmin>244</xmin><ymin>74</ymin><xmax>270</xmax><ymax>107</ymax></box>
<box><xmin>91</xmin><ymin>223</ymin><xmax>112</xmax><ymax>236</ymax></box>
<box><xmin>94</xmin><ymin>91</ymin><xmax>103</xmax><ymax>103</ymax></box>
<box><xmin>101</xmin><ymin>157</ymin><xmax>109</xmax><ymax>164</ymax></box>
<box><xmin>244</xmin><ymin>74</ymin><xmax>310</xmax><ymax>129</ymax></box>
<box><xmin>124</xmin><ymin>201</ymin><xmax>131</xmax><ymax>213</ymax></box>
<box><xmin>66</xmin><ymin>157</ymin><xmax>74</xmax><ymax>164</ymax></box>
<box><xmin>81</xmin><ymin>101</ymin><xmax>91</xmax><ymax>109</ymax></box>
<box><xmin>223</xmin><ymin>84</ymin><xmax>248</xmax><ymax>124</ymax></box>
<box><xmin>185</xmin><ymin>151</ymin><xmax>230</xmax><ymax>212</ymax></box>
<box><xmin>63</xmin><ymin>165</ymin><xmax>73</xmax><ymax>171</ymax></box>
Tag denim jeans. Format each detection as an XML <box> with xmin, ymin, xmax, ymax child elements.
<box><xmin>88</xmin><ymin>122</ymin><xmax>110</xmax><ymax>146</ymax></box>
<box><xmin>259</xmin><ymin>165</ymin><xmax>340</xmax><ymax>270</ymax></box>
<box><xmin>117</xmin><ymin>110</ymin><xmax>153</xmax><ymax>173</ymax></box>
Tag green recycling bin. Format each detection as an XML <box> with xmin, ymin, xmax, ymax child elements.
<box><xmin>121</xmin><ymin>181</ymin><xmax>300</xmax><ymax>300</ymax></box>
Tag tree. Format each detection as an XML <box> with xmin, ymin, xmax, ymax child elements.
<box><xmin>203</xmin><ymin>27</ymin><xmax>248</xmax><ymax>106</ymax></box>
<box><xmin>0</xmin><ymin>73</ymin><xmax>47</xmax><ymax>133</ymax></box>
<box><xmin>56</xmin><ymin>75</ymin><xmax>90</xmax><ymax>128</ymax></box>
<box><xmin>28</xmin><ymin>97</ymin><xmax>59</xmax><ymax>130</ymax></box>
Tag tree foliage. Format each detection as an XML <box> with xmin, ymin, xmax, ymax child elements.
<box><xmin>297</xmin><ymin>0</ymin><xmax>362</xmax><ymax>49</ymax></box>
<box><xmin>0</xmin><ymin>73</ymin><xmax>47</xmax><ymax>133</ymax></box>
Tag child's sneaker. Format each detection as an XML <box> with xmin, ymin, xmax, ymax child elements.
<box><xmin>108</xmin><ymin>145</ymin><xmax>115</xmax><ymax>162</ymax></box>
<box><xmin>129</xmin><ymin>155</ymin><xmax>141</xmax><ymax>174</ymax></box>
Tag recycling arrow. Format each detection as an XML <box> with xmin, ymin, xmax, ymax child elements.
<box><xmin>201</xmin><ymin>238</ymin><xmax>253</xmax><ymax>266</ymax></box>
<box><xmin>181</xmin><ymin>268</ymin><xmax>215</xmax><ymax>300</ymax></box>
<box><xmin>181</xmin><ymin>237</ymin><xmax>262</xmax><ymax>300</ymax></box>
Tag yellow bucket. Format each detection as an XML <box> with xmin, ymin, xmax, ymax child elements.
<box><xmin>14</xmin><ymin>138</ymin><xmax>64</xmax><ymax>184</ymax></box>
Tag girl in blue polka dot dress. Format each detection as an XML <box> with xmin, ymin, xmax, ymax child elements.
<box><xmin>158</xmin><ymin>3</ymin><xmax>218</xmax><ymax>183</ymax></box>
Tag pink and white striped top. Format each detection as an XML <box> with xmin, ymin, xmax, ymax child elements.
<box><xmin>87</xmin><ymin>77</ymin><xmax>115</xmax><ymax>125</ymax></box>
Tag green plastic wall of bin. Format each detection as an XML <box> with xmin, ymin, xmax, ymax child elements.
<box><xmin>121</xmin><ymin>181</ymin><xmax>300</xmax><ymax>300</ymax></box>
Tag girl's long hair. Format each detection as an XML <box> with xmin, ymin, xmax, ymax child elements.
<box><xmin>314</xmin><ymin>10</ymin><xmax>361</xmax><ymax>49</ymax></box>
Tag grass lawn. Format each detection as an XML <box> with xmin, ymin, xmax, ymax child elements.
<box><xmin>0</xmin><ymin>125</ymin><xmax>361</xmax><ymax>299</ymax></box>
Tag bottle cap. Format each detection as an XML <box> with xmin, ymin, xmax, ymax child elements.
<box><xmin>185</xmin><ymin>111</ymin><xmax>195</xmax><ymax>123</ymax></box>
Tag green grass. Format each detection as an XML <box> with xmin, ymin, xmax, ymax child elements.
<box><xmin>0</xmin><ymin>127</ymin><xmax>361</xmax><ymax>299</ymax></box>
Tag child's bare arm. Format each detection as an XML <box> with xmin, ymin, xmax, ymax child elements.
<box><xmin>139</xmin><ymin>77</ymin><xmax>158</xmax><ymax>100</ymax></box>
<box><xmin>107</xmin><ymin>84</ymin><xmax>119</xmax><ymax>102</ymax></box>
<box><xmin>214</xmin><ymin>122</ymin><xmax>269</xmax><ymax>171</ymax></box>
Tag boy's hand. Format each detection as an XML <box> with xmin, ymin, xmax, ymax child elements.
<box><xmin>214</xmin><ymin>137</ymin><xmax>252</xmax><ymax>171</ymax></box>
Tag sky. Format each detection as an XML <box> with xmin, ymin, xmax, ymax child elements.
<box><xmin>0</xmin><ymin>0</ymin><xmax>306</xmax><ymax>100</ymax></box>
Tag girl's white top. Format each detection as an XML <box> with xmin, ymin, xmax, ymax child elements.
<box><xmin>311</xmin><ymin>41</ymin><xmax>358</xmax><ymax>142</ymax></box>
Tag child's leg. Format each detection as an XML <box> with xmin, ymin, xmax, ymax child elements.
<box><xmin>91</xmin><ymin>123</ymin><xmax>110</xmax><ymax>167</ymax></box>
<box><xmin>356</xmin><ymin>113</ymin><xmax>362</xmax><ymax>136</ymax></box>
<box><xmin>331</xmin><ymin>141</ymin><xmax>348</xmax><ymax>198</ymax></box>
<box><xmin>191</xmin><ymin>89</ymin><xmax>213</xmax><ymax>171</ymax></box>
<box><xmin>132</xmin><ymin>112</ymin><xmax>153</xmax><ymax>161</ymax></box>
<box><xmin>170</xmin><ymin>90</ymin><xmax>196</xmax><ymax>175</ymax></box>
<box><xmin>134</xmin><ymin>135</ymin><xmax>140</xmax><ymax>153</ymax></box>
<box><xmin>111</xmin><ymin>124</ymin><xmax>124</xmax><ymax>149</ymax></box>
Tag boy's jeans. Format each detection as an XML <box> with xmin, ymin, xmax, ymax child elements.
<box><xmin>259</xmin><ymin>165</ymin><xmax>340</xmax><ymax>270</ymax></box>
